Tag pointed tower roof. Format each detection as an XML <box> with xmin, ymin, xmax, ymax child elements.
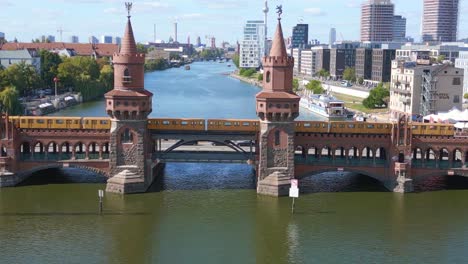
<box><xmin>120</xmin><ymin>17</ymin><xmax>137</xmax><ymax>55</ymax></box>
<box><xmin>269</xmin><ymin>19</ymin><xmax>287</xmax><ymax>57</ymax></box>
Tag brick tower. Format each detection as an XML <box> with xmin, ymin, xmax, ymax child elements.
<box><xmin>256</xmin><ymin>12</ymin><xmax>300</xmax><ymax>196</ymax></box>
<box><xmin>105</xmin><ymin>3</ymin><xmax>154</xmax><ymax>194</ymax></box>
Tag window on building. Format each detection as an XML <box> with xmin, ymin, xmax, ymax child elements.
<box><xmin>275</xmin><ymin>130</ymin><xmax>280</xmax><ymax>146</ymax></box>
<box><xmin>453</xmin><ymin>77</ymin><xmax>461</xmax><ymax>85</ymax></box>
<box><xmin>121</xmin><ymin>128</ymin><xmax>133</xmax><ymax>143</ymax></box>
<box><xmin>454</xmin><ymin>95</ymin><xmax>460</xmax><ymax>104</ymax></box>
<box><xmin>123</xmin><ymin>68</ymin><xmax>132</xmax><ymax>83</ymax></box>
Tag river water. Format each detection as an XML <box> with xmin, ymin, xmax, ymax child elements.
<box><xmin>2</xmin><ymin>62</ymin><xmax>468</xmax><ymax>263</ymax></box>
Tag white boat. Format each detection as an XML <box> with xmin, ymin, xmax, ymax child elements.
<box><xmin>300</xmin><ymin>93</ymin><xmax>351</xmax><ymax>118</ymax></box>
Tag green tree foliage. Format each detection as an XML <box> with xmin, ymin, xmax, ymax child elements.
<box><xmin>0</xmin><ymin>86</ymin><xmax>22</xmax><ymax>114</ymax></box>
<box><xmin>169</xmin><ymin>52</ymin><xmax>182</xmax><ymax>60</ymax></box>
<box><xmin>363</xmin><ymin>83</ymin><xmax>390</xmax><ymax>109</ymax></box>
<box><xmin>199</xmin><ymin>49</ymin><xmax>225</xmax><ymax>60</ymax></box>
<box><xmin>57</xmin><ymin>57</ymin><xmax>100</xmax><ymax>87</ymax></box>
<box><xmin>39</xmin><ymin>50</ymin><xmax>63</xmax><ymax>87</ymax></box>
<box><xmin>464</xmin><ymin>93</ymin><xmax>468</xmax><ymax>99</ymax></box>
<box><xmin>2</xmin><ymin>62</ymin><xmax>42</xmax><ymax>96</ymax></box>
<box><xmin>99</xmin><ymin>65</ymin><xmax>114</xmax><ymax>90</ymax></box>
<box><xmin>305</xmin><ymin>80</ymin><xmax>325</xmax><ymax>94</ymax></box>
<box><xmin>136</xmin><ymin>43</ymin><xmax>148</xmax><ymax>54</ymax></box>
<box><xmin>292</xmin><ymin>78</ymin><xmax>299</xmax><ymax>92</ymax></box>
<box><xmin>232</xmin><ymin>54</ymin><xmax>240</xmax><ymax>68</ymax></box>
<box><xmin>358</xmin><ymin>77</ymin><xmax>364</xmax><ymax>85</ymax></box>
<box><xmin>145</xmin><ymin>58</ymin><xmax>169</xmax><ymax>72</ymax></box>
<box><xmin>317</xmin><ymin>69</ymin><xmax>330</xmax><ymax>78</ymax></box>
<box><xmin>343</xmin><ymin>67</ymin><xmax>356</xmax><ymax>82</ymax></box>
<box><xmin>257</xmin><ymin>73</ymin><xmax>263</xmax><ymax>81</ymax></box>
<box><xmin>239</xmin><ymin>68</ymin><xmax>256</xmax><ymax>78</ymax></box>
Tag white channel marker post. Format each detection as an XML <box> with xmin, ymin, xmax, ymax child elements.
<box><xmin>289</xmin><ymin>179</ymin><xmax>299</xmax><ymax>214</ymax></box>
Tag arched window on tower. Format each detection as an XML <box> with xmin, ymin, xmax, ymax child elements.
<box><xmin>123</xmin><ymin>68</ymin><xmax>132</xmax><ymax>83</ymax></box>
<box><xmin>121</xmin><ymin>128</ymin><xmax>134</xmax><ymax>143</ymax></box>
<box><xmin>266</xmin><ymin>71</ymin><xmax>271</xmax><ymax>83</ymax></box>
<box><xmin>275</xmin><ymin>130</ymin><xmax>280</xmax><ymax>146</ymax></box>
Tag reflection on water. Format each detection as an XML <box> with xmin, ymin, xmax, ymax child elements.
<box><xmin>2</xmin><ymin>164</ymin><xmax>468</xmax><ymax>263</ymax></box>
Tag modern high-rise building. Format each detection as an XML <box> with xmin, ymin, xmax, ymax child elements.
<box><xmin>240</xmin><ymin>20</ymin><xmax>266</xmax><ymax>68</ymax></box>
<box><xmin>422</xmin><ymin>0</ymin><xmax>459</xmax><ymax>42</ymax></box>
<box><xmin>69</xmin><ymin>35</ymin><xmax>79</xmax><ymax>43</ymax></box>
<box><xmin>101</xmin><ymin>35</ymin><xmax>113</xmax><ymax>44</ymax></box>
<box><xmin>361</xmin><ymin>0</ymin><xmax>394</xmax><ymax>42</ymax></box>
<box><xmin>196</xmin><ymin>36</ymin><xmax>201</xmax><ymax>47</ymax></box>
<box><xmin>174</xmin><ymin>22</ymin><xmax>178</xmax><ymax>43</ymax></box>
<box><xmin>329</xmin><ymin>28</ymin><xmax>336</xmax><ymax>47</ymax></box>
<box><xmin>112</xmin><ymin>36</ymin><xmax>122</xmax><ymax>45</ymax></box>
<box><xmin>356</xmin><ymin>48</ymin><xmax>373</xmax><ymax>80</ymax></box>
<box><xmin>291</xmin><ymin>24</ymin><xmax>308</xmax><ymax>49</ymax></box>
<box><xmin>393</xmin><ymin>15</ymin><xmax>406</xmax><ymax>42</ymax></box>
<box><xmin>89</xmin><ymin>36</ymin><xmax>99</xmax><ymax>44</ymax></box>
<box><xmin>41</xmin><ymin>35</ymin><xmax>55</xmax><ymax>43</ymax></box>
<box><xmin>455</xmin><ymin>51</ymin><xmax>468</xmax><ymax>94</ymax></box>
<box><xmin>0</xmin><ymin>32</ymin><xmax>5</xmax><ymax>42</ymax></box>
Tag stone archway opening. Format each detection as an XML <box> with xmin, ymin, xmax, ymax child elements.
<box><xmin>452</xmin><ymin>149</ymin><xmax>463</xmax><ymax>168</ymax></box>
<box><xmin>88</xmin><ymin>142</ymin><xmax>100</xmax><ymax>160</ymax></box>
<box><xmin>425</xmin><ymin>148</ymin><xmax>437</xmax><ymax>168</ymax></box>
<box><xmin>61</xmin><ymin>142</ymin><xmax>72</xmax><ymax>160</ymax></box>
<box><xmin>0</xmin><ymin>145</ymin><xmax>7</xmax><ymax>157</ymax></box>
<box><xmin>47</xmin><ymin>142</ymin><xmax>59</xmax><ymax>160</ymax></box>
<box><xmin>297</xmin><ymin>169</ymin><xmax>388</xmax><ymax>194</ymax></box>
<box><xmin>439</xmin><ymin>148</ymin><xmax>450</xmax><ymax>169</ymax></box>
<box><xmin>74</xmin><ymin>142</ymin><xmax>86</xmax><ymax>160</ymax></box>
<box><xmin>20</xmin><ymin>142</ymin><xmax>32</xmax><ymax>160</ymax></box>
<box><xmin>17</xmin><ymin>167</ymin><xmax>108</xmax><ymax>187</ymax></box>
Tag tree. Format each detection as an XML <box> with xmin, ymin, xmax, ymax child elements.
<box><xmin>305</xmin><ymin>80</ymin><xmax>325</xmax><ymax>94</ymax></box>
<box><xmin>436</xmin><ymin>55</ymin><xmax>446</xmax><ymax>63</ymax></box>
<box><xmin>39</xmin><ymin>49</ymin><xmax>63</xmax><ymax>87</ymax></box>
<box><xmin>99</xmin><ymin>65</ymin><xmax>114</xmax><ymax>90</ymax></box>
<box><xmin>239</xmin><ymin>68</ymin><xmax>256</xmax><ymax>78</ymax></box>
<box><xmin>0</xmin><ymin>86</ymin><xmax>22</xmax><ymax>114</ymax></box>
<box><xmin>136</xmin><ymin>43</ymin><xmax>148</xmax><ymax>54</ymax></box>
<box><xmin>257</xmin><ymin>73</ymin><xmax>263</xmax><ymax>81</ymax></box>
<box><xmin>145</xmin><ymin>58</ymin><xmax>169</xmax><ymax>72</ymax></box>
<box><xmin>317</xmin><ymin>69</ymin><xmax>330</xmax><ymax>78</ymax></box>
<box><xmin>358</xmin><ymin>77</ymin><xmax>364</xmax><ymax>85</ymax></box>
<box><xmin>464</xmin><ymin>93</ymin><xmax>468</xmax><ymax>99</ymax></box>
<box><xmin>3</xmin><ymin>62</ymin><xmax>42</xmax><ymax>96</ymax></box>
<box><xmin>57</xmin><ymin>57</ymin><xmax>100</xmax><ymax>87</ymax></box>
<box><xmin>363</xmin><ymin>83</ymin><xmax>390</xmax><ymax>109</ymax></box>
<box><xmin>343</xmin><ymin>67</ymin><xmax>356</xmax><ymax>83</ymax></box>
<box><xmin>232</xmin><ymin>54</ymin><xmax>240</xmax><ymax>68</ymax></box>
<box><xmin>292</xmin><ymin>78</ymin><xmax>299</xmax><ymax>92</ymax></box>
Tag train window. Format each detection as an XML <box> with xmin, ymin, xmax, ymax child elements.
<box><xmin>339</xmin><ymin>124</ymin><xmax>345</xmax><ymax>128</ymax></box>
<box><xmin>21</xmin><ymin>119</ymin><xmax>26</xmax><ymax>123</ymax></box>
<box><xmin>56</xmin><ymin>120</ymin><xmax>64</xmax><ymax>124</ymax></box>
<box><xmin>367</xmin><ymin>125</ymin><xmax>374</xmax><ymax>129</ymax></box>
<box><xmin>181</xmin><ymin>121</ymin><xmax>188</xmax><ymax>125</ymax></box>
<box><xmin>242</xmin><ymin>122</ymin><xmax>250</xmax><ymax>126</ymax></box>
<box><xmin>304</xmin><ymin>123</ymin><xmax>311</xmax><ymax>128</ymax></box>
<box><xmin>100</xmin><ymin>120</ymin><xmax>108</xmax><ymax>125</ymax></box>
<box><xmin>92</xmin><ymin>120</ymin><xmax>97</xmax><ymax>124</ymax></box>
<box><xmin>412</xmin><ymin>126</ymin><xmax>417</xmax><ymax>129</ymax></box>
<box><xmin>74</xmin><ymin>120</ymin><xmax>79</xmax><ymax>124</ymax></box>
<box><xmin>200</xmin><ymin>121</ymin><xmax>203</xmax><ymax>125</ymax></box>
<box><xmin>162</xmin><ymin>121</ymin><xmax>170</xmax><ymax>125</ymax></box>
<box><xmin>37</xmin><ymin>120</ymin><xmax>45</xmax><ymax>124</ymax></box>
<box><xmin>377</xmin><ymin>125</ymin><xmax>383</xmax><ymax>128</ymax></box>
<box><xmin>322</xmin><ymin>124</ymin><xmax>327</xmax><ymax>128</ymax></box>
<box><xmin>224</xmin><ymin>122</ymin><xmax>232</xmax><ymax>126</ymax></box>
<box><xmin>348</xmin><ymin>124</ymin><xmax>355</xmax><ymax>128</ymax></box>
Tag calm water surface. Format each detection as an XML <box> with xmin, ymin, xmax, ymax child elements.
<box><xmin>3</xmin><ymin>62</ymin><xmax>468</xmax><ymax>263</ymax></box>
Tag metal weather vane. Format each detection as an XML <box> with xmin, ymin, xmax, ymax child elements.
<box><xmin>125</xmin><ymin>2</ymin><xmax>133</xmax><ymax>18</ymax></box>
<box><xmin>276</xmin><ymin>5</ymin><xmax>283</xmax><ymax>20</ymax></box>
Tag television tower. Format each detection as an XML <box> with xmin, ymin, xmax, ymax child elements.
<box><xmin>263</xmin><ymin>0</ymin><xmax>269</xmax><ymax>56</ymax></box>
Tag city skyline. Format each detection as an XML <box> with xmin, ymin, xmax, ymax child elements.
<box><xmin>0</xmin><ymin>0</ymin><xmax>467</xmax><ymax>44</ymax></box>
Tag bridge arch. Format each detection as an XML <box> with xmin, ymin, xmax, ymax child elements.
<box><xmin>164</xmin><ymin>139</ymin><xmax>249</xmax><ymax>155</ymax></box>
<box><xmin>74</xmin><ymin>142</ymin><xmax>86</xmax><ymax>160</ymax></box>
<box><xmin>296</xmin><ymin>167</ymin><xmax>386</xmax><ymax>188</ymax></box>
<box><xmin>60</xmin><ymin>142</ymin><xmax>72</xmax><ymax>160</ymax></box>
<box><xmin>1</xmin><ymin>145</ymin><xmax>7</xmax><ymax>157</ymax></box>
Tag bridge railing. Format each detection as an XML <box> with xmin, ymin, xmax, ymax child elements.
<box><xmin>294</xmin><ymin>155</ymin><xmax>387</xmax><ymax>167</ymax></box>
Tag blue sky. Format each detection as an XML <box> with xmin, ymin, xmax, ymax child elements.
<box><xmin>0</xmin><ymin>0</ymin><xmax>467</xmax><ymax>45</ymax></box>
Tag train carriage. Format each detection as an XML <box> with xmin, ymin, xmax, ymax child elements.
<box><xmin>19</xmin><ymin>117</ymin><xmax>82</xmax><ymax>130</ymax></box>
<box><xmin>83</xmin><ymin>118</ymin><xmax>112</xmax><ymax>130</ymax></box>
<box><xmin>295</xmin><ymin>121</ymin><xmax>330</xmax><ymax>133</ymax></box>
<box><xmin>411</xmin><ymin>123</ymin><xmax>454</xmax><ymax>136</ymax></box>
<box><xmin>207</xmin><ymin>119</ymin><xmax>259</xmax><ymax>132</ymax></box>
<box><xmin>148</xmin><ymin>118</ymin><xmax>205</xmax><ymax>131</ymax></box>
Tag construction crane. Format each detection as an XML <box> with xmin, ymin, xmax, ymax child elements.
<box><xmin>57</xmin><ymin>27</ymin><xmax>68</xmax><ymax>42</ymax></box>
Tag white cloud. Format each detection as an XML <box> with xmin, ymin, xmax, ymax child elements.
<box><xmin>304</xmin><ymin>8</ymin><xmax>326</xmax><ymax>16</ymax></box>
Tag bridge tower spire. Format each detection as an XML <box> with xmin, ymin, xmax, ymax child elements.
<box><xmin>255</xmin><ymin>8</ymin><xmax>300</xmax><ymax>196</ymax></box>
<box><xmin>105</xmin><ymin>2</ymin><xmax>155</xmax><ymax>194</ymax></box>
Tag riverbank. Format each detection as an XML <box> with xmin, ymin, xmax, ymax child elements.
<box><xmin>229</xmin><ymin>72</ymin><xmax>262</xmax><ymax>88</ymax></box>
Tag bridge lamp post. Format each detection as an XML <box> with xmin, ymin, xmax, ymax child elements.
<box><xmin>53</xmin><ymin>77</ymin><xmax>59</xmax><ymax>100</ymax></box>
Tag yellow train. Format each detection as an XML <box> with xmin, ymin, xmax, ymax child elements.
<box><xmin>207</xmin><ymin>119</ymin><xmax>259</xmax><ymax>132</ymax></box>
<box><xmin>10</xmin><ymin>116</ymin><xmax>110</xmax><ymax>130</ymax></box>
<box><xmin>147</xmin><ymin>118</ymin><xmax>205</xmax><ymax>131</ymax></box>
<box><xmin>7</xmin><ymin>116</ymin><xmax>459</xmax><ymax>137</ymax></box>
<box><xmin>411</xmin><ymin>123</ymin><xmax>454</xmax><ymax>136</ymax></box>
<box><xmin>295</xmin><ymin>121</ymin><xmax>393</xmax><ymax>134</ymax></box>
